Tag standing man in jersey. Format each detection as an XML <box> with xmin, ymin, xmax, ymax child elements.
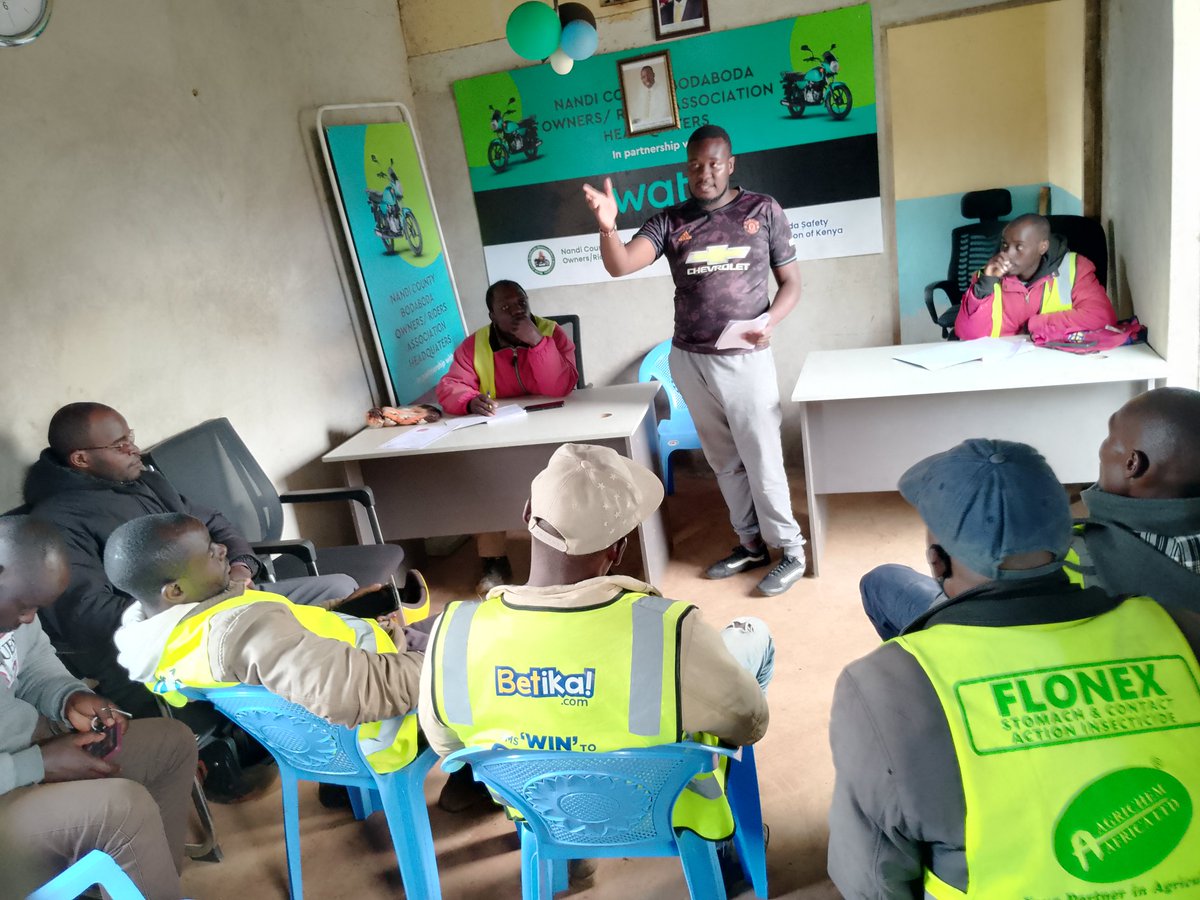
<box><xmin>582</xmin><ymin>124</ymin><xmax>806</xmax><ymax>595</ymax></box>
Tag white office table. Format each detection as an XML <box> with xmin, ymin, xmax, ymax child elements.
<box><xmin>323</xmin><ymin>383</ymin><xmax>668</xmax><ymax>584</ymax></box>
<box><xmin>791</xmin><ymin>341</ymin><xmax>1168</xmax><ymax>575</ymax></box>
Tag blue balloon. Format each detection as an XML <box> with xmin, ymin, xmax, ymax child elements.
<box><xmin>507</xmin><ymin>1</ymin><xmax>561</xmax><ymax>61</ymax></box>
<box><xmin>560</xmin><ymin>19</ymin><xmax>598</xmax><ymax>61</ymax></box>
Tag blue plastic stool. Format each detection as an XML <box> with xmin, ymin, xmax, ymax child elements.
<box><xmin>28</xmin><ymin>850</ymin><xmax>144</xmax><ymax>900</ymax></box>
<box><xmin>185</xmin><ymin>686</ymin><xmax>440</xmax><ymax>900</ymax></box>
<box><xmin>444</xmin><ymin>741</ymin><xmax>768</xmax><ymax>900</ymax></box>
<box><xmin>637</xmin><ymin>339</ymin><xmax>704</xmax><ymax>495</ymax></box>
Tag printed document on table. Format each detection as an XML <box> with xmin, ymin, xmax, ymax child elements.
<box><xmin>892</xmin><ymin>337</ymin><xmax>1034</xmax><ymax>370</ymax></box>
<box><xmin>379</xmin><ymin>422</ymin><xmax>450</xmax><ymax>451</ymax></box>
<box><xmin>486</xmin><ymin>404</ymin><xmax>528</xmax><ymax>425</ymax></box>
<box><xmin>715</xmin><ymin>313</ymin><xmax>771</xmax><ymax>351</ymax></box>
<box><xmin>444</xmin><ymin>403</ymin><xmax>528</xmax><ymax>431</ymax></box>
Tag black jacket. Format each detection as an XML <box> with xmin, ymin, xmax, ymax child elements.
<box><xmin>23</xmin><ymin>449</ymin><xmax>256</xmax><ymax>710</ymax></box>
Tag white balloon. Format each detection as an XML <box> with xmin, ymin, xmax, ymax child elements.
<box><xmin>550</xmin><ymin>47</ymin><xmax>574</xmax><ymax>75</ymax></box>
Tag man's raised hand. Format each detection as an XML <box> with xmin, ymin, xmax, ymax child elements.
<box><xmin>582</xmin><ymin>178</ymin><xmax>618</xmax><ymax>232</ymax></box>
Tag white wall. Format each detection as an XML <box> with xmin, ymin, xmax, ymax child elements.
<box><xmin>1169</xmin><ymin>0</ymin><xmax>1200</xmax><ymax>389</ymax></box>
<box><xmin>0</xmin><ymin>0</ymin><xmax>414</xmax><ymax>541</ymax></box>
<box><xmin>1101</xmin><ymin>0</ymin><xmax>1181</xmax><ymax>378</ymax></box>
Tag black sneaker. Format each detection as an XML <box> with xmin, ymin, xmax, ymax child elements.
<box><xmin>705</xmin><ymin>545</ymin><xmax>770</xmax><ymax>579</ymax></box>
<box><xmin>756</xmin><ymin>555</ymin><xmax>806</xmax><ymax>596</ymax></box>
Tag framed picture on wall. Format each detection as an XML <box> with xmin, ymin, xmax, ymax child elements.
<box><xmin>653</xmin><ymin>0</ymin><xmax>710</xmax><ymax>41</ymax></box>
<box><xmin>619</xmin><ymin>50</ymin><xmax>680</xmax><ymax>137</ymax></box>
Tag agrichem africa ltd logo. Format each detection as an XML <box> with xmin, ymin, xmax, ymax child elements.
<box><xmin>527</xmin><ymin>245</ymin><xmax>556</xmax><ymax>275</ymax></box>
<box><xmin>1053</xmin><ymin>767</ymin><xmax>1192</xmax><ymax>883</ymax></box>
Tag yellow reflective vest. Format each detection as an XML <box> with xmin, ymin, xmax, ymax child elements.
<box><xmin>149</xmin><ymin>590</ymin><xmax>419</xmax><ymax>772</ymax></box>
<box><xmin>989</xmin><ymin>251</ymin><xmax>1078</xmax><ymax>337</ymax></box>
<box><xmin>894</xmin><ymin>597</ymin><xmax>1200</xmax><ymax>897</ymax></box>
<box><xmin>471</xmin><ymin>316</ymin><xmax>558</xmax><ymax>399</ymax></box>
<box><xmin>429</xmin><ymin>590</ymin><xmax>735</xmax><ymax>839</ymax></box>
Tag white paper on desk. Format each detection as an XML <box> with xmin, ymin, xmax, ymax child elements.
<box><xmin>378</xmin><ymin>422</ymin><xmax>450</xmax><ymax>450</ymax></box>
<box><xmin>444</xmin><ymin>413</ymin><xmax>489</xmax><ymax>432</ymax></box>
<box><xmin>485</xmin><ymin>404</ymin><xmax>528</xmax><ymax>425</ymax></box>
<box><xmin>892</xmin><ymin>338</ymin><xmax>1032</xmax><ymax>370</ymax></box>
<box><xmin>714</xmin><ymin>313</ymin><xmax>770</xmax><ymax>351</ymax></box>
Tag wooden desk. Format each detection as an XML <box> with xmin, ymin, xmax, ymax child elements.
<box><xmin>791</xmin><ymin>342</ymin><xmax>1168</xmax><ymax>575</ymax></box>
<box><xmin>323</xmin><ymin>383</ymin><xmax>668</xmax><ymax>584</ymax></box>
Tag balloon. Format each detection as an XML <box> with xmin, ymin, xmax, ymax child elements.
<box><xmin>549</xmin><ymin>47</ymin><xmax>575</xmax><ymax>75</ymax></box>
<box><xmin>506</xmin><ymin>1</ymin><xmax>561</xmax><ymax>61</ymax></box>
<box><xmin>558</xmin><ymin>2</ymin><xmax>596</xmax><ymax>29</ymax></box>
<box><xmin>560</xmin><ymin>20</ymin><xmax>598</xmax><ymax>61</ymax></box>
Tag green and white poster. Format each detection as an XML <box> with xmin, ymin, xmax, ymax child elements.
<box><xmin>453</xmin><ymin>4</ymin><xmax>880</xmax><ymax>288</ymax></box>
<box><xmin>324</xmin><ymin>121</ymin><xmax>465</xmax><ymax>404</ymax></box>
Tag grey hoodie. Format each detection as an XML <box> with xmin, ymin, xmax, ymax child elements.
<box><xmin>0</xmin><ymin>618</ymin><xmax>91</xmax><ymax>795</ymax></box>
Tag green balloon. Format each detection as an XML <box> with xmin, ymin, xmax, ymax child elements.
<box><xmin>506</xmin><ymin>1</ymin><xmax>561</xmax><ymax>61</ymax></box>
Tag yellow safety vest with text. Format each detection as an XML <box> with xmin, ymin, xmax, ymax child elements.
<box><xmin>149</xmin><ymin>590</ymin><xmax>419</xmax><ymax>772</ymax></box>
<box><xmin>894</xmin><ymin>597</ymin><xmax>1200</xmax><ymax>898</ymax></box>
<box><xmin>472</xmin><ymin>315</ymin><xmax>558</xmax><ymax>399</ymax></box>
<box><xmin>989</xmin><ymin>251</ymin><xmax>1078</xmax><ymax>337</ymax></box>
<box><xmin>430</xmin><ymin>591</ymin><xmax>735</xmax><ymax>840</ymax></box>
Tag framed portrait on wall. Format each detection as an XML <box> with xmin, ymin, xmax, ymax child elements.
<box><xmin>653</xmin><ymin>0</ymin><xmax>710</xmax><ymax>40</ymax></box>
<box><xmin>619</xmin><ymin>50</ymin><xmax>680</xmax><ymax>137</ymax></box>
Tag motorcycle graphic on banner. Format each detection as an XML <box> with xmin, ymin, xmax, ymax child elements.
<box><xmin>487</xmin><ymin>99</ymin><xmax>543</xmax><ymax>172</ymax></box>
<box><xmin>780</xmin><ymin>44</ymin><xmax>853</xmax><ymax>120</ymax></box>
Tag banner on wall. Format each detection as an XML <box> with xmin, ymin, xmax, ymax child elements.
<box><xmin>453</xmin><ymin>4</ymin><xmax>881</xmax><ymax>288</ymax></box>
<box><xmin>324</xmin><ymin>121</ymin><xmax>466</xmax><ymax>404</ymax></box>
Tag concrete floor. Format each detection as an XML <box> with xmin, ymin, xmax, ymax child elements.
<box><xmin>179</xmin><ymin>463</ymin><xmax>931</xmax><ymax>899</ymax></box>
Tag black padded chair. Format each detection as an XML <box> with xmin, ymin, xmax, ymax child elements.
<box><xmin>924</xmin><ymin>188</ymin><xmax>1012</xmax><ymax>340</ymax></box>
<box><xmin>545</xmin><ymin>313</ymin><xmax>586</xmax><ymax>389</ymax></box>
<box><xmin>1047</xmin><ymin>214</ymin><xmax>1108</xmax><ymax>289</ymax></box>
<box><xmin>144</xmin><ymin>418</ymin><xmax>406</xmax><ymax>601</ymax></box>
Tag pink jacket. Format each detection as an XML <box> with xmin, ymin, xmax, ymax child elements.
<box><xmin>435</xmin><ymin>325</ymin><xmax>577</xmax><ymax>415</ymax></box>
<box><xmin>955</xmin><ymin>252</ymin><xmax>1116</xmax><ymax>342</ymax></box>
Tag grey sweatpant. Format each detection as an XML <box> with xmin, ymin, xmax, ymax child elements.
<box><xmin>670</xmin><ymin>345</ymin><xmax>805</xmax><ymax>557</ymax></box>
<box><xmin>0</xmin><ymin>717</ymin><xmax>197</xmax><ymax>900</ymax></box>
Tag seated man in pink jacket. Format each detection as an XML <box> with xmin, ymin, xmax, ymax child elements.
<box><xmin>954</xmin><ymin>213</ymin><xmax>1116</xmax><ymax>343</ymax></box>
<box><xmin>435</xmin><ymin>280</ymin><xmax>578</xmax><ymax>596</ymax></box>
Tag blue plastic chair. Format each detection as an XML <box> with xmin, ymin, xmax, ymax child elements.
<box><xmin>28</xmin><ymin>850</ymin><xmax>144</xmax><ymax>900</ymax></box>
<box><xmin>185</xmin><ymin>686</ymin><xmax>440</xmax><ymax>900</ymax></box>
<box><xmin>637</xmin><ymin>339</ymin><xmax>703</xmax><ymax>495</ymax></box>
<box><xmin>442</xmin><ymin>741</ymin><xmax>768</xmax><ymax>900</ymax></box>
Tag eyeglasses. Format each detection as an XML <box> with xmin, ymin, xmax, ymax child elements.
<box><xmin>77</xmin><ymin>431</ymin><xmax>138</xmax><ymax>453</ymax></box>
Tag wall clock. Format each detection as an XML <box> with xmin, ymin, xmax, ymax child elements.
<box><xmin>0</xmin><ymin>0</ymin><xmax>52</xmax><ymax>48</ymax></box>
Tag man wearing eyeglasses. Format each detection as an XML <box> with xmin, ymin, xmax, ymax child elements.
<box><xmin>22</xmin><ymin>404</ymin><xmax>359</xmax><ymax>728</ymax></box>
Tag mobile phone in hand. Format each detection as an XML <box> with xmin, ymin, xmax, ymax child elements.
<box><xmin>87</xmin><ymin>724</ymin><xmax>121</xmax><ymax>760</ymax></box>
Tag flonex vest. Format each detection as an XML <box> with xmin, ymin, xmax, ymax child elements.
<box><xmin>989</xmin><ymin>251</ymin><xmax>1077</xmax><ymax>337</ymax></box>
<box><xmin>429</xmin><ymin>591</ymin><xmax>735</xmax><ymax>840</ymax></box>
<box><xmin>1064</xmin><ymin>524</ymin><xmax>1094</xmax><ymax>588</ymax></box>
<box><xmin>149</xmin><ymin>590</ymin><xmax>418</xmax><ymax>773</ymax></box>
<box><xmin>471</xmin><ymin>316</ymin><xmax>558</xmax><ymax>399</ymax></box>
<box><xmin>894</xmin><ymin>597</ymin><xmax>1200</xmax><ymax>898</ymax></box>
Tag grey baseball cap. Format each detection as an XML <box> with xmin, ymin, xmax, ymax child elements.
<box><xmin>899</xmin><ymin>438</ymin><xmax>1071</xmax><ymax>580</ymax></box>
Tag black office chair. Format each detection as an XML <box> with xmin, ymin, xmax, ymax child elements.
<box><xmin>144</xmin><ymin>418</ymin><xmax>407</xmax><ymax>601</ymax></box>
<box><xmin>1047</xmin><ymin>214</ymin><xmax>1108</xmax><ymax>289</ymax></box>
<box><xmin>924</xmin><ymin>188</ymin><xmax>1012</xmax><ymax>340</ymax></box>
<box><xmin>546</xmin><ymin>313</ymin><xmax>586</xmax><ymax>388</ymax></box>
